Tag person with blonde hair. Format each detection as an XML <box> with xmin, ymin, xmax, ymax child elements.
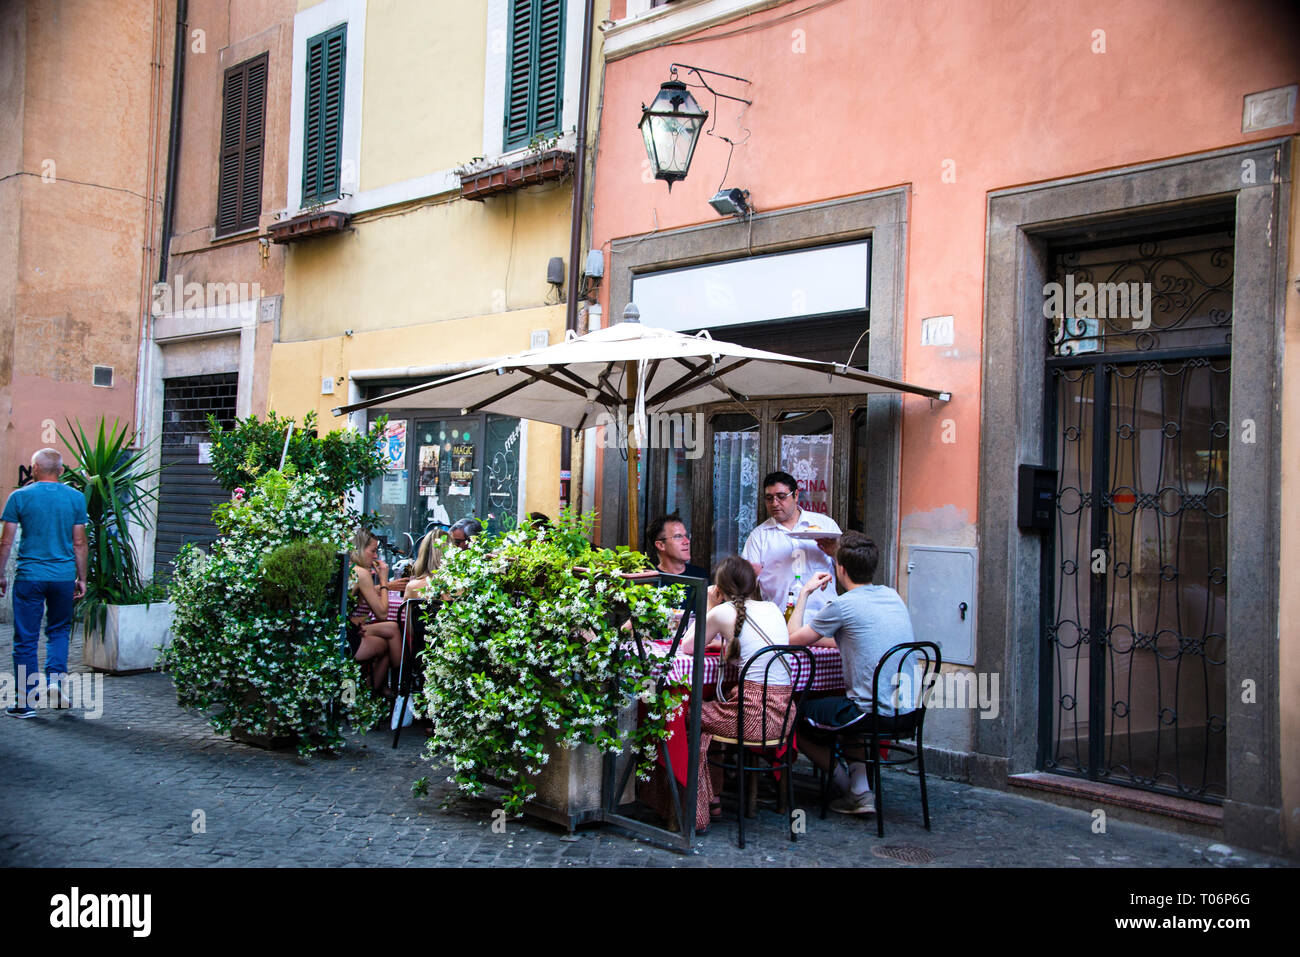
<box><xmin>348</xmin><ymin>528</ymin><xmax>403</xmax><ymax>697</ymax></box>
<box><xmin>402</xmin><ymin>528</ymin><xmax>446</xmax><ymax>600</ymax></box>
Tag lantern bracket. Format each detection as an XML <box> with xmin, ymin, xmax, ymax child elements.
<box><xmin>667</xmin><ymin>64</ymin><xmax>752</xmax><ymax>107</ymax></box>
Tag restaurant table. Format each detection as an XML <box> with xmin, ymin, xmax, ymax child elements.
<box><xmin>649</xmin><ymin>641</ymin><xmax>846</xmax><ymax>788</ymax></box>
<box><xmin>655</xmin><ymin>641</ymin><xmax>845</xmax><ymax>693</ymax></box>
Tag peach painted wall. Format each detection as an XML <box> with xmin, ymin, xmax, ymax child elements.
<box><xmin>590</xmin><ymin>0</ymin><xmax>1300</xmax><ymax>547</ymax></box>
<box><xmin>1</xmin><ymin>1</ymin><xmax>163</xmax><ymax>493</ymax></box>
<box><xmin>164</xmin><ymin>0</ymin><xmax>295</xmax><ymax>296</ymax></box>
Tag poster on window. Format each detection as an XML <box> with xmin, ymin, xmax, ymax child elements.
<box><xmin>379</xmin><ymin>420</ymin><xmax>407</xmax><ymax>470</ymax></box>
<box><xmin>448</xmin><ymin>443</ymin><xmax>474</xmax><ymax>497</ymax></box>
<box><xmin>382</xmin><ymin>470</ymin><xmax>408</xmax><ymax>505</ymax></box>
<box><xmin>417</xmin><ymin>445</ymin><xmax>440</xmax><ymax>496</ymax></box>
<box><xmin>780</xmin><ymin>434</ymin><xmax>833</xmax><ymax>516</ymax></box>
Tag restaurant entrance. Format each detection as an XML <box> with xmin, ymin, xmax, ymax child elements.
<box><xmin>365</xmin><ymin>409</ymin><xmax>523</xmax><ymax>553</ymax></box>
<box><xmin>646</xmin><ymin>395</ymin><xmax>874</xmax><ymax>574</ymax></box>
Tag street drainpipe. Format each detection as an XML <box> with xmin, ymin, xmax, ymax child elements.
<box><xmin>561</xmin><ymin>0</ymin><xmax>596</xmax><ymax>515</ymax></box>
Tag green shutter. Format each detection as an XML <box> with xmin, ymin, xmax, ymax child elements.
<box><xmin>302</xmin><ymin>24</ymin><xmax>347</xmax><ymax>205</ymax></box>
<box><xmin>504</xmin><ymin>0</ymin><xmax>565</xmax><ymax>151</ymax></box>
<box><xmin>216</xmin><ymin>54</ymin><xmax>267</xmax><ymax>235</ymax></box>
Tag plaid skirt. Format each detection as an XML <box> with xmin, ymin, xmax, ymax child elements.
<box><xmin>694</xmin><ymin>683</ymin><xmax>793</xmax><ymax>830</ymax></box>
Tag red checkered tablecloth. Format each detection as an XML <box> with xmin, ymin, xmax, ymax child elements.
<box><xmin>655</xmin><ymin>643</ymin><xmax>845</xmax><ymax>692</ymax></box>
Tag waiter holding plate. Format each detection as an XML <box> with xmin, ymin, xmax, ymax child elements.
<box><xmin>742</xmin><ymin>470</ymin><xmax>841</xmax><ymax>621</ymax></box>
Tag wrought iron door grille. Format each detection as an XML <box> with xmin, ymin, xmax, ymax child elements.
<box><xmin>1046</xmin><ymin>233</ymin><xmax>1233</xmax><ymax>357</ymax></box>
<box><xmin>1042</xmin><ymin>231</ymin><xmax>1231</xmax><ymax>803</ymax></box>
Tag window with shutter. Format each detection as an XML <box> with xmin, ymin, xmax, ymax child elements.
<box><xmin>216</xmin><ymin>53</ymin><xmax>268</xmax><ymax>236</ymax></box>
<box><xmin>302</xmin><ymin>24</ymin><xmax>347</xmax><ymax>206</ymax></box>
<box><xmin>504</xmin><ymin>0</ymin><xmax>565</xmax><ymax>151</ymax></box>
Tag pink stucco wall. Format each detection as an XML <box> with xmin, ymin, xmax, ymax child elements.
<box><xmin>591</xmin><ymin>0</ymin><xmax>1300</xmax><ymax>541</ymax></box>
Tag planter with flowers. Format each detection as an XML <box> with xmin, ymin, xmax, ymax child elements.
<box><xmin>414</xmin><ymin>510</ymin><xmax>683</xmax><ymax>826</ymax></box>
<box><xmin>163</xmin><ymin>468</ymin><xmax>387</xmax><ymax>753</ymax></box>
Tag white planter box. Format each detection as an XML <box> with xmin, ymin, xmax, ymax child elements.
<box><xmin>82</xmin><ymin>601</ymin><xmax>176</xmax><ymax>674</ymax></box>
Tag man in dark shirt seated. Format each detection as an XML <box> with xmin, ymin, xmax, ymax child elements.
<box><xmin>646</xmin><ymin>513</ymin><xmax>709</xmax><ymax>582</ymax></box>
<box><xmin>647</xmin><ymin>513</ymin><xmax>709</xmax><ymax>627</ymax></box>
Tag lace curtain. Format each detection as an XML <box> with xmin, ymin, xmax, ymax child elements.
<box><xmin>712</xmin><ymin>430</ymin><xmax>759</xmax><ymax>560</ymax></box>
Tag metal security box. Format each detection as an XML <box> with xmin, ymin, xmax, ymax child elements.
<box><xmin>905</xmin><ymin>546</ymin><xmax>977</xmax><ymax>666</ymax></box>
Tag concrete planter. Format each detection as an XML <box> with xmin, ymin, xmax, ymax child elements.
<box><xmin>82</xmin><ymin>601</ymin><xmax>176</xmax><ymax>674</ymax></box>
<box><xmin>522</xmin><ymin>705</ymin><xmax>638</xmax><ymax>832</ymax></box>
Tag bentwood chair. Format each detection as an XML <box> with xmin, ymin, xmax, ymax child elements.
<box><xmin>390</xmin><ymin>597</ymin><xmax>438</xmax><ymax>748</ymax></box>
<box><xmin>816</xmin><ymin>641</ymin><xmax>942</xmax><ymax>837</ymax></box>
<box><xmin>709</xmin><ymin>645</ymin><xmax>815</xmax><ymax>849</ymax></box>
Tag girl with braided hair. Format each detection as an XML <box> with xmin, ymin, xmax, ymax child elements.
<box><xmin>678</xmin><ymin>555</ymin><xmax>792</xmax><ymax>830</ymax></box>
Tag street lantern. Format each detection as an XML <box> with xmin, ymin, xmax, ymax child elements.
<box><xmin>638</xmin><ymin>80</ymin><xmax>707</xmax><ymax>190</ymax></box>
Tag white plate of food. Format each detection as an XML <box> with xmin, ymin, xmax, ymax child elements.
<box><xmin>783</xmin><ymin>529</ymin><xmax>842</xmax><ymax>540</ymax></box>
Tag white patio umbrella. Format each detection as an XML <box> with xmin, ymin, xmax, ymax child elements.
<box><xmin>334</xmin><ymin>319</ymin><xmax>950</xmax><ymax>545</ymax></box>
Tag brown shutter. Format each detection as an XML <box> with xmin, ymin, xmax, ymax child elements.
<box><xmin>216</xmin><ymin>53</ymin><xmax>268</xmax><ymax>235</ymax></box>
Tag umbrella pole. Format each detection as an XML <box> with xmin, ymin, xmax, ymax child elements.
<box><xmin>626</xmin><ymin>363</ymin><xmax>639</xmax><ymax>550</ymax></box>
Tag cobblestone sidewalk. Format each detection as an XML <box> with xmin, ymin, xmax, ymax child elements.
<box><xmin>0</xmin><ymin>623</ymin><xmax>1288</xmax><ymax>867</ymax></box>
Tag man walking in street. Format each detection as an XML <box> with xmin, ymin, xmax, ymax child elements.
<box><xmin>0</xmin><ymin>448</ymin><xmax>88</xmax><ymax>717</ymax></box>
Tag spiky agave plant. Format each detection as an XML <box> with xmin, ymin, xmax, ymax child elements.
<box><xmin>59</xmin><ymin>419</ymin><xmax>164</xmax><ymax>634</ymax></box>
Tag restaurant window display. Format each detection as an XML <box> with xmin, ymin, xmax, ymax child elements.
<box><xmin>364</xmin><ymin>410</ymin><xmax>522</xmax><ymax>549</ymax></box>
<box><xmin>646</xmin><ymin>397</ymin><xmax>876</xmax><ymax>573</ymax></box>
<box><xmin>777</xmin><ymin>409</ymin><xmax>834</xmax><ymax>517</ymax></box>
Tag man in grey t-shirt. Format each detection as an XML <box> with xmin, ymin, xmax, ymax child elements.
<box><xmin>787</xmin><ymin>531</ymin><xmax>915</xmax><ymax>814</ymax></box>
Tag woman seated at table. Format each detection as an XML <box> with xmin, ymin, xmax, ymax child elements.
<box><xmin>681</xmin><ymin>555</ymin><xmax>792</xmax><ymax>830</ymax></box>
<box><xmin>349</xmin><ymin>529</ymin><xmax>404</xmax><ymax>698</ymax></box>
<box><xmin>402</xmin><ymin>528</ymin><xmax>447</xmax><ymax>600</ymax></box>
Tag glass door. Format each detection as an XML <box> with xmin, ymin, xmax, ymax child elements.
<box><xmin>412</xmin><ymin>417</ymin><xmax>483</xmax><ymax>532</ymax></box>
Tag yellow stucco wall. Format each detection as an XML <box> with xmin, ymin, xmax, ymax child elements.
<box><xmin>275</xmin><ymin>0</ymin><xmax>585</xmax><ymax>519</ymax></box>
<box><xmin>281</xmin><ymin>185</ymin><xmax>573</xmax><ymax>341</ymax></box>
<box><xmin>360</xmin><ymin>0</ymin><xmax>486</xmax><ymax>187</ymax></box>
<box><xmin>268</xmin><ymin>304</ymin><xmax>568</xmax><ymax>517</ymax></box>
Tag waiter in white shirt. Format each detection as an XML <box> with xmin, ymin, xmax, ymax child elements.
<box><xmin>742</xmin><ymin>469</ymin><xmax>841</xmax><ymax>620</ymax></box>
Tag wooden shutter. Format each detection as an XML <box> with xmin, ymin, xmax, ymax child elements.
<box><xmin>534</xmin><ymin>0</ymin><xmax>563</xmax><ymax>138</ymax></box>
<box><xmin>302</xmin><ymin>24</ymin><xmax>347</xmax><ymax>205</ymax></box>
<box><xmin>504</xmin><ymin>0</ymin><xmax>565</xmax><ymax>151</ymax></box>
<box><xmin>216</xmin><ymin>53</ymin><xmax>268</xmax><ymax>235</ymax></box>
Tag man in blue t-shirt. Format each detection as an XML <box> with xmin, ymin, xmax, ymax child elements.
<box><xmin>787</xmin><ymin>531</ymin><xmax>916</xmax><ymax>815</ymax></box>
<box><xmin>0</xmin><ymin>449</ymin><xmax>89</xmax><ymax>717</ymax></box>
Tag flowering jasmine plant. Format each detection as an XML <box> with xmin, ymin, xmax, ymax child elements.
<box><xmin>164</xmin><ymin>469</ymin><xmax>386</xmax><ymax>754</ymax></box>
<box><xmin>417</xmin><ymin>510</ymin><xmax>684</xmax><ymax>815</ymax></box>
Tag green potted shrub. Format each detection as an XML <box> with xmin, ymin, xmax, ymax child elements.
<box><xmin>60</xmin><ymin>419</ymin><xmax>170</xmax><ymax>674</ymax></box>
<box><xmin>415</xmin><ymin>510</ymin><xmax>683</xmax><ymax>822</ymax></box>
<box><xmin>205</xmin><ymin>409</ymin><xmax>388</xmax><ymax>501</ymax></box>
<box><xmin>164</xmin><ymin>469</ymin><xmax>386</xmax><ymax>753</ymax></box>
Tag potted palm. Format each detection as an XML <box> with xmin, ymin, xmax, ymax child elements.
<box><xmin>59</xmin><ymin>419</ymin><xmax>170</xmax><ymax>674</ymax></box>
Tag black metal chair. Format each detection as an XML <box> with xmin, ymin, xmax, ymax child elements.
<box><xmin>816</xmin><ymin>640</ymin><xmax>942</xmax><ymax>837</ymax></box>
<box><xmin>708</xmin><ymin>645</ymin><xmax>815</xmax><ymax>848</ymax></box>
<box><xmin>390</xmin><ymin>597</ymin><xmax>438</xmax><ymax>747</ymax></box>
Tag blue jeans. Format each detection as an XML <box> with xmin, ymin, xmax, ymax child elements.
<box><xmin>12</xmin><ymin>579</ymin><xmax>75</xmax><ymax>706</ymax></box>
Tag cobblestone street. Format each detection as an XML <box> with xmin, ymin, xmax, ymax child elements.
<box><xmin>0</xmin><ymin>624</ymin><xmax>1289</xmax><ymax>868</ymax></box>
